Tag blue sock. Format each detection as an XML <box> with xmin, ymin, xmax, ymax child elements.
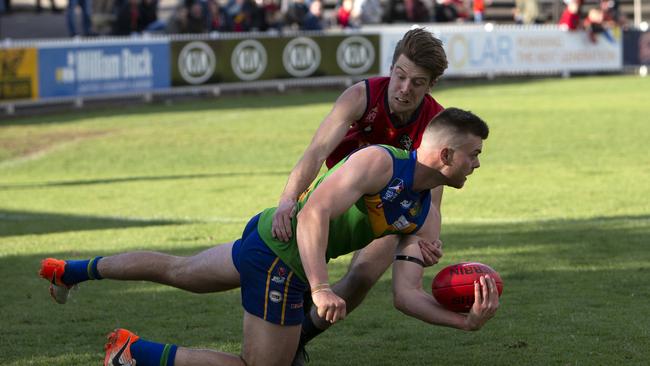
<box><xmin>61</xmin><ymin>256</ymin><xmax>103</xmax><ymax>285</ymax></box>
<box><xmin>131</xmin><ymin>338</ymin><xmax>178</xmax><ymax>366</ymax></box>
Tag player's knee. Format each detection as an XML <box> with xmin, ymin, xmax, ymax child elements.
<box><xmin>168</xmin><ymin>256</ymin><xmax>205</xmax><ymax>293</ymax></box>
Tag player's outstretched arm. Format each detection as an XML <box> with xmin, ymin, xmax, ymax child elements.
<box><xmin>272</xmin><ymin>82</ymin><xmax>368</xmax><ymax>242</ymax></box>
<box><xmin>392</xmin><ymin>235</ymin><xmax>499</xmax><ymax>331</ymax></box>
<box><xmin>296</xmin><ymin>146</ymin><xmax>392</xmax><ymax>324</ymax></box>
<box><xmin>418</xmin><ymin>187</ymin><xmax>444</xmax><ymax>266</ymax></box>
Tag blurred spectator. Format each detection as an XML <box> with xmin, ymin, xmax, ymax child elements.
<box><xmin>113</xmin><ymin>0</ymin><xmax>140</xmax><ymax>34</ymax></box>
<box><xmin>336</xmin><ymin>0</ymin><xmax>355</xmax><ymax>27</ymax></box>
<box><xmin>285</xmin><ymin>0</ymin><xmax>309</xmax><ymax>29</ymax></box>
<box><xmin>168</xmin><ymin>0</ymin><xmax>208</xmax><ymax>33</ymax></box>
<box><xmin>513</xmin><ymin>0</ymin><xmax>538</xmax><ymax>24</ymax></box>
<box><xmin>139</xmin><ymin>0</ymin><xmax>164</xmax><ymax>31</ymax></box>
<box><xmin>206</xmin><ymin>0</ymin><xmax>226</xmax><ymax>31</ymax></box>
<box><xmin>558</xmin><ymin>0</ymin><xmax>581</xmax><ymax>30</ymax></box>
<box><xmin>434</xmin><ymin>0</ymin><xmax>467</xmax><ymax>23</ymax></box>
<box><xmin>352</xmin><ymin>0</ymin><xmax>383</xmax><ymax>24</ymax></box>
<box><xmin>250</xmin><ymin>0</ymin><xmax>268</xmax><ymax>30</ymax></box>
<box><xmin>583</xmin><ymin>7</ymin><xmax>615</xmax><ymax>43</ymax></box>
<box><xmin>187</xmin><ymin>0</ymin><xmax>209</xmax><ymax>32</ymax></box>
<box><xmin>472</xmin><ymin>0</ymin><xmax>487</xmax><ymax>23</ymax></box>
<box><xmin>302</xmin><ymin>0</ymin><xmax>324</xmax><ymax>30</ymax></box>
<box><xmin>405</xmin><ymin>0</ymin><xmax>429</xmax><ymax>22</ymax></box>
<box><xmin>67</xmin><ymin>0</ymin><xmax>94</xmax><ymax>36</ymax></box>
<box><xmin>260</xmin><ymin>0</ymin><xmax>282</xmax><ymax>30</ymax></box>
<box><xmin>36</xmin><ymin>0</ymin><xmax>61</xmax><ymax>13</ymax></box>
<box><xmin>223</xmin><ymin>0</ymin><xmax>254</xmax><ymax>31</ymax></box>
<box><xmin>113</xmin><ymin>0</ymin><xmax>162</xmax><ymax>35</ymax></box>
<box><xmin>599</xmin><ymin>0</ymin><xmax>624</xmax><ymax>27</ymax></box>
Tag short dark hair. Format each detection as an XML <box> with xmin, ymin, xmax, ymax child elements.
<box><xmin>428</xmin><ymin>107</ymin><xmax>489</xmax><ymax>140</ymax></box>
<box><xmin>391</xmin><ymin>28</ymin><xmax>448</xmax><ymax>82</ymax></box>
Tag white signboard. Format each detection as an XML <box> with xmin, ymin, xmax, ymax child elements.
<box><xmin>378</xmin><ymin>25</ymin><xmax>622</xmax><ymax>77</ymax></box>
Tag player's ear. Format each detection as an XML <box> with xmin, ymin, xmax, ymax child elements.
<box><xmin>428</xmin><ymin>77</ymin><xmax>437</xmax><ymax>89</ymax></box>
<box><xmin>440</xmin><ymin>147</ymin><xmax>454</xmax><ymax>166</ymax></box>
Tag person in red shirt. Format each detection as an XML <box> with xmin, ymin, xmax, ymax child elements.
<box><xmin>559</xmin><ymin>0</ymin><xmax>582</xmax><ymax>30</ymax></box>
<box><xmin>336</xmin><ymin>0</ymin><xmax>354</xmax><ymax>27</ymax></box>
<box><xmin>268</xmin><ymin>27</ymin><xmax>449</xmax><ymax>365</ymax></box>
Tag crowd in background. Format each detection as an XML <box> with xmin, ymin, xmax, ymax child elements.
<box><xmin>0</xmin><ymin>0</ymin><xmax>630</xmax><ymax>38</ymax></box>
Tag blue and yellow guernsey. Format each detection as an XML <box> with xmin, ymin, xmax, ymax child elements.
<box><xmin>258</xmin><ymin>145</ymin><xmax>431</xmax><ymax>282</ymax></box>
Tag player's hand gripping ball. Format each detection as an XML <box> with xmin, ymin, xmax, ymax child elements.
<box><xmin>432</xmin><ymin>262</ymin><xmax>503</xmax><ymax>313</ymax></box>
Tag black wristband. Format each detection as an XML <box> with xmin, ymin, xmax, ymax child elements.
<box><xmin>394</xmin><ymin>255</ymin><xmax>425</xmax><ymax>267</ymax></box>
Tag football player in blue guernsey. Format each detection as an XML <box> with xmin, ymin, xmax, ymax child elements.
<box><xmin>39</xmin><ymin>108</ymin><xmax>499</xmax><ymax>366</ymax></box>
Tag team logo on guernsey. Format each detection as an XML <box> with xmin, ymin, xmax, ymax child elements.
<box><xmin>392</xmin><ymin>215</ymin><xmax>410</xmax><ymax>230</ymax></box>
<box><xmin>269</xmin><ymin>290</ymin><xmax>282</xmax><ymax>303</ymax></box>
<box><xmin>364</xmin><ymin>107</ymin><xmax>378</xmax><ymax>125</ymax></box>
<box><xmin>382</xmin><ymin>178</ymin><xmax>405</xmax><ymax>202</ymax></box>
<box><xmin>400</xmin><ymin>134</ymin><xmax>413</xmax><ymax>150</ymax></box>
<box><xmin>400</xmin><ymin>200</ymin><xmax>413</xmax><ymax>209</ymax></box>
<box><xmin>409</xmin><ymin>201</ymin><xmax>421</xmax><ymax>217</ymax></box>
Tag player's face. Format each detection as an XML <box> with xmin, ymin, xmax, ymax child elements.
<box><xmin>447</xmin><ymin>134</ymin><xmax>483</xmax><ymax>188</ymax></box>
<box><xmin>388</xmin><ymin>55</ymin><xmax>434</xmax><ymax>117</ymax></box>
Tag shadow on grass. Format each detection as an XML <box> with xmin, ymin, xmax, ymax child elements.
<box><xmin>0</xmin><ymin>171</ymin><xmax>289</xmax><ymax>190</ymax></box>
<box><xmin>0</xmin><ymin>209</ymin><xmax>186</xmax><ymax>237</ymax></box>
<box><xmin>1</xmin><ymin>214</ymin><xmax>649</xmax><ymax>364</ymax></box>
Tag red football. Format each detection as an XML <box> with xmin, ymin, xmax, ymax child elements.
<box><xmin>432</xmin><ymin>262</ymin><xmax>503</xmax><ymax>313</ymax></box>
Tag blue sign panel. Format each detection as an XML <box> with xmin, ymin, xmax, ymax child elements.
<box><xmin>38</xmin><ymin>41</ymin><xmax>170</xmax><ymax>98</ymax></box>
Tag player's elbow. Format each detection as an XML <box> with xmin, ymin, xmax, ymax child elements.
<box><xmin>392</xmin><ymin>288</ymin><xmax>415</xmax><ymax>316</ymax></box>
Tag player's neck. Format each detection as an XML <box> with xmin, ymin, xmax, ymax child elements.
<box><xmin>412</xmin><ymin>157</ymin><xmax>446</xmax><ymax>192</ymax></box>
<box><xmin>391</xmin><ymin>111</ymin><xmax>412</xmax><ymax>128</ymax></box>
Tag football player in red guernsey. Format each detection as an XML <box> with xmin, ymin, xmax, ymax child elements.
<box><xmin>269</xmin><ymin>28</ymin><xmax>450</xmax><ymax>365</ymax></box>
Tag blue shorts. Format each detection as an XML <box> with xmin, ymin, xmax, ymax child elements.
<box><xmin>231</xmin><ymin>214</ymin><xmax>308</xmax><ymax>326</ymax></box>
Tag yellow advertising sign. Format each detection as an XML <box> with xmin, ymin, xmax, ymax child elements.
<box><xmin>0</xmin><ymin>48</ymin><xmax>39</xmax><ymax>101</ymax></box>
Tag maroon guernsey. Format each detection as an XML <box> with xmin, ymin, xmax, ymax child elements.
<box><xmin>326</xmin><ymin>77</ymin><xmax>444</xmax><ymax>168</ymax></box>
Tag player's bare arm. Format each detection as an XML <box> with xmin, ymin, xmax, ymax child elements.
<box><xmin>392</xmin><ymin>214</ymin><xmax>499</xmax><ymax>331</ymax></box>
<box><xmin>418</xmin><ymin>186</ymin><xmax>444</xmax><ymax>266</ymax></box>
<box><xmin>272</xmin><ymin>81</ymin><xmax>368</xmax><ymax>242</ymax></box>
<box><xmin>296</xmin><ymin>146</ymin><xmax>392</xmax><ymax>324</ymax></box>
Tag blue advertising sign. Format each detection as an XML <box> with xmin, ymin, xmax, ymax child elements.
<box><xmin>38</xmin><ymin>41</ymin><xmax>170</xmax><ymax>98</ymax></box>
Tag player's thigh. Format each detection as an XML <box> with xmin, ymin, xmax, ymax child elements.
<box><xmin>181</xmin><ymin>213</ymin><xmax>263</xmax><ymax>293</ymax></box>
<box><xmin>181</xmin><ymin>242</ymin><xmax>240</xmax><ymax>292</ymax></box>
<box><xmin>347</xmin><ymin>235</ymin><xmax>400</xmax><ymax>281</ymax></box>
<box><xmin>241</xmin><ymin>311</ymin><xmax>301</xmax><ymax>366</ymax></box>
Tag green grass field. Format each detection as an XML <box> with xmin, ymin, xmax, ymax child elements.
<box><xmin>1</xmin><ymin>75</ymin><xmax>649</xmax><ymax>365</ymax></box>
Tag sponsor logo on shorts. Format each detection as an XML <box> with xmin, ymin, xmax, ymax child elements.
<box><xmin>392</xmin><ymin>215</ymin><xmax>410</xmax><ymax>230</ymax></box>
<box><xmin>272</xmin><ymin>266</ymin><xmax>287</xmax><ymax>284</ymax></box>
<box><xmin>400</xmin><ymin>200</ymin><xmax>413</xmax><ymax>209</ymax></box>
<box><xmin>269</xmin><ymin>290</ymin><xmax>282</xmax><ymax>303</ymax></box>
<box><xmin>290</xmin><ymin>302</ymin><xmax>304</xmax><ymax>309</ymax></box>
